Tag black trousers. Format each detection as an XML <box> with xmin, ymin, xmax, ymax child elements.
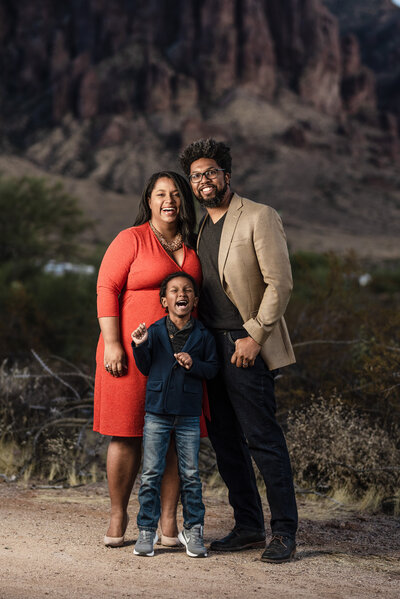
<box><xmin>206</xmin><ymin>329</ymin><xmax>298</xmax><ymax>538</ymax></box>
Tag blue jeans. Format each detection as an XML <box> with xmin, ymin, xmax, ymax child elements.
<box><xmin>206</xmin><ymin>329</ymin><xmax>298</xmax><ymax>538</ymax></box>
<box><xmin>137</xmin><ymin>412</ymin><xmax>205</xmax><ymax>531</ymax></box>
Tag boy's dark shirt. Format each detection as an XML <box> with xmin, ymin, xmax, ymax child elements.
<box><xmin>166</xmin><ymin>316</ymin><xmax>193</xmax><ymax>353</ymax></box>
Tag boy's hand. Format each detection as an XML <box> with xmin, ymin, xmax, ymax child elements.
<box><xmin>174</xmin><ymin>352</ymin><xmax>192</xmax><ymax>370</ymax></box>
<box><xmin>131</xmin><ymin>323</ymin><xmax>148</xmax><ymax>346</ymax></box>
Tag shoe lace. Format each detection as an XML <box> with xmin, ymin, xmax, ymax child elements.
<box><xmin>189</xmin><ymin>525</ymin><xmax>203</xmax><ymax>547</ymax></box>
<box><xmin>140</xmin><ymin>530</ymin><xmax>154</xmax><ymax>542</ymax></box>
<box><xmin>270</xmin><ymin>535</ymin><xmax>287</xmax><ymax>548</ymax></box>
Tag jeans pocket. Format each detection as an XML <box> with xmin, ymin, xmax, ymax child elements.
<box><xmin>226</xmin><ymin>331</ymin><xmax>236</xmax><ymax>346</ymax></box>
<box><xmin>227</xmin><ymin>330</ymin><xmax>248</xmax><ymax>346</ymax></box>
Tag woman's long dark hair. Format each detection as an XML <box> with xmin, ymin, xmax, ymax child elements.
<box><xmin>133</xmin><ymin>171</ymin><xmax>196</xmax><ymax>249</ymax></box>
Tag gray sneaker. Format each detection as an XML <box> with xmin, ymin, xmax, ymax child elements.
<box><xmin>178</xmin><ymin>524</ymin><xmax>207</xmax><ymax>558</ymax></box>
<box><xmin>134</xmin><ymin>530</ymin><xmax>159</xmax><ymax>556</ymax></box>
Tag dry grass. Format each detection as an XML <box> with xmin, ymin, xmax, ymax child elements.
<box><xmin>1</xmin><ymin>357</ymin><xmax>399</xmax><ymax>514</ymax></box>
<box><xmin>285</xmin><ymin>393</ymin><xmax>400</xmax><ymax>513</ymax></box>
<box><xmin>0</xmin><ymin>356</ymin><xmax>106</xmax><ymax>485</ymax></box>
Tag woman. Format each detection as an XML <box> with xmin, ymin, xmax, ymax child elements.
<box><xmin>93</xmin><ymin>171</ymin><xmax>202</xmax><ymax>547</ymax></box>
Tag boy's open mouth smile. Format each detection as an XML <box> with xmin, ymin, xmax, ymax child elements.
<box><xmin>176</xmin><ymin>299</ymin><xmax>188</xmax><ymax>308</ymax></box>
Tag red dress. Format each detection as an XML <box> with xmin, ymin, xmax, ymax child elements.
<box><xmin>93</xmin><ymin>222</ymin><xmax>203</xmax><ymax>437</ymax></box>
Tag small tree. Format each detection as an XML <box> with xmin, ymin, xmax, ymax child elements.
<box><xmin>0</xmin><ymin>175</ymin><xmax>96</xmax><ymax>362</ymax></box>
<box><xmin>0</xmin><ymin>176</ymin><xmax>89</xmax><ymax>280</ymax></box>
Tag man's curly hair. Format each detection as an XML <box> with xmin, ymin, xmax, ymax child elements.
<box><xmin>179</xmin><ymin>138</ymin><xmax>232</xmax><ymax>176</ymax></box>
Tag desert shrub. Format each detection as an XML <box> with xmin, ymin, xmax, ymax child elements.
<box><xmin>286</xmin><ymin>394</ymin><xmax>400</xmax><ymax>501</ymax></box>
<box><xmin>368</xmin><ymin>261</ymin><xmax>400</xmax><ymax>295</ymax></box>
<box><xmin>280</xmin><ymin>252</ymin><xmax>400</xmax><ymax>424</ymax></box>
<box><xmin>0</xmin><ymin>357</ymin><xmax>106</xmax><ymax>483</ymax></box>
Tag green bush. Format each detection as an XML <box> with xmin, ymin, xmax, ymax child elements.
<box><xmin>0</xmin><ymin>176</ymin><xmax>89</xmax><ymax>277</ymax></box>
<box><xmin>280</xmin><ymin>252</ymin><xmax>400</xmax><ymax>423</ymax></box>
<box><xmin>0</xmin><ymin>175</ymin><xmax>99</xmax><ymax>364</ymax></box>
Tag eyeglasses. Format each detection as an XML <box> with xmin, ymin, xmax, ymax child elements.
<box><xmin>188</xmin><ymin>168</ymin><xmax>225</xmax><ymax>184</ymax></box>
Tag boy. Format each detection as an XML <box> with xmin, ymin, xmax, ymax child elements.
<box><xmin>131</xmin><ymin>272</ymin><xmax>219</xmax><ymax>558</ymax></box>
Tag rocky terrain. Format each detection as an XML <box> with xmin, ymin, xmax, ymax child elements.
<box><xmin>0</xmin><ymin>0</ymin><xmax>399</xmax><ymax>257</ymax></box>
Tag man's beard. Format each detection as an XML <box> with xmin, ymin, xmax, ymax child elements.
<box><xmin>195</xmin><ymin>182</ymin><xmax>228</xmax><ymax>208</ymax></box>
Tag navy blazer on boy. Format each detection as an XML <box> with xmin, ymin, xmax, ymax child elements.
<box><xmin>131</xmin><ymin>317</ymin><xmax>219</xmax><ymax>416</ymax></box>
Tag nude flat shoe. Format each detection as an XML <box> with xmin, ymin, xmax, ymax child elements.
<box><xmin>104</xmin><ymin>515</ymin><xmax>129</xmax><ymax>547</ymax></box>
<box><xmin>159</xmin><ymin>531</ymin><xmax>181</xmax><ymax>547</ymax></box>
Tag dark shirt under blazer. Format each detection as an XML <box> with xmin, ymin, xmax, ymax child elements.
<box><xmin>131</xmin><ymin>317</ymin><xmax>219</xmax><ymax>416</ymax></box>
<box><xmin>197</xmin><ymin>193</ymin><xmax>296</xmax><ymax>370</ymax></box>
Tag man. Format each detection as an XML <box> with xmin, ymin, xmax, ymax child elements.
<box><xmin>179</xmin><ymin>138</ymin><xmax>298</xmax><ymax>563</ymax></box>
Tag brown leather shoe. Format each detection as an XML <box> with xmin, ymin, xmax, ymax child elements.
<box><xmin>261</xmin><ymin>535</ymin><xmax>296</xmax><ymax>563</ymax></box>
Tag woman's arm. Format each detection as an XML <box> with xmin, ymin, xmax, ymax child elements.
<box><xmin>97</xmin><ymin>229</ymin><xmax>139</xmax><ymax>378</ymax></box>
<box><xmin>99</xmin><ymin>316</ymin><xmax>127</xmax><ymax>377</ymax></box>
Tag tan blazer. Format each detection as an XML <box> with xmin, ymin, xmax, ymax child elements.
<box><xmin>197</xmin><ymin>193</ymin><xmax>296</xmax><ymax>370</ymax></box>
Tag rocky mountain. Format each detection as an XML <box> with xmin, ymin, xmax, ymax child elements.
<box><xmin>324</xmin><ymin>0</ymin><xmax>400</xmax><ymax>118</ymax></box>
<box><xmin>0</xmin><ymin>0</ymin><xmax>399</xmax><ymax>258</ymax></box>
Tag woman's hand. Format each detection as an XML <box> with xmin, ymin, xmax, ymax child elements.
<box><xmin>99</xmin><ymin>316</ymin><xmax>127</xmax><ymax>377</ymax></box>
<box><xmin>104</xmin><ymin>341</ymin><xmax>127</xmax><ymax>377</ymax></box>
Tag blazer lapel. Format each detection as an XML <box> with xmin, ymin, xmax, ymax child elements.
<box><xmin>218</xmin><ymin>193</ymin><xmax>243</xmax><ymax>282</ymax></box>
<box><xmin>156</xmin><ymin>319</ymin><xmax>175</xmax><ymax>356</ymax></box>
<box><xmin>181</xmin><ymin>320</ymin><xmax>202</xmax><ymax>354</ymax></box>
<box><xmin>196</xmin><ymin>214</ymin><xmax>208</xmax><ymax>252</ymax></box>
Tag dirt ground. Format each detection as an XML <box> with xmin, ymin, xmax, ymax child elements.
<box><xmin>1</xmin><ymin>480</ymin><xmax>399</xmax><ymax>599</ymax></box>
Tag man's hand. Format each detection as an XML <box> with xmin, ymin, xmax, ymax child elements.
<box><xmin>174</xmin><ymin>352</ymin><xmax>193</xmax><ymax>370</ymax></box>
<box><xmin>231</xmin><ymin>336</ymin><xmax>261</xmax><ymax>368</ymax></box>
<box><xmin>131</xmin><ymin>322</ymin><xmax>148</xmax><ymax>346</ymax></box>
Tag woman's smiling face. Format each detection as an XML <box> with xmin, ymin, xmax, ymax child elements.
<box><xmin>148</xmin><ymin>176</ymin><xmax>181</xmax><ymax>229</ymax></box>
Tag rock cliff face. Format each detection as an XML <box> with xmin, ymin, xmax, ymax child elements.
<box><xmin>265</xmin><ymin>0</ymin><xmax>342</xmax><ymax>114</ymax></box>
<box><xmin>324</xmin><ymin>0</ymin><xmax>400</xmax><ymax>118</ymax></box>
<box><xmin>340</xmin><ymin>34</ymin><xmax>376</xmax><ymax>114</ymax></box>
<box><xmin>2</xmin><ymin>0</ymin><xmax>395</xmax><ymax>142</ymax></box>
<box><xmin>0</xmin><ymin>0</ymin><xmax>276</xmax><ymax>133</ymax></box>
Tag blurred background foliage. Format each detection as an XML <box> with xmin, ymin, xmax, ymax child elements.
<box><xmin>0</xmin><ymin>175</ymin><xmax>399</xmax><ymax>512</ymax></box>
<box><xmin>0</xmin><ymin>175</ymin><xmax>100</xmax><ymax>364</ymax></box>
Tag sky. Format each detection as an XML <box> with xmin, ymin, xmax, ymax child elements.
<box><xmin>392</xmin><ymin>0</ymin><xmax>400</xmax><ymax>6</ymax></box>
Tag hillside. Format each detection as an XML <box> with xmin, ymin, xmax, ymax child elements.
<box><xmin>0</xmin><ymin>0</ymin><xmax>399</xmax><ymax>258</ymax></box>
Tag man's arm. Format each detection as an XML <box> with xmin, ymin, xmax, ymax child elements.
<box><xmin>243</xmin><ymin>206</ymin><xmax>293</xmax><ymax>346</ymax></box>
<box><xmin>231</xmin><ymin>206</ymin><xmax>292</xmax><ymax>367</ymax></box>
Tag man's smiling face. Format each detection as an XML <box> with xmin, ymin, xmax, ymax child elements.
<box><xmin>189</xmin><ymin>158</ymin><xmax>230</xmax><ymax>208</ymax></box>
